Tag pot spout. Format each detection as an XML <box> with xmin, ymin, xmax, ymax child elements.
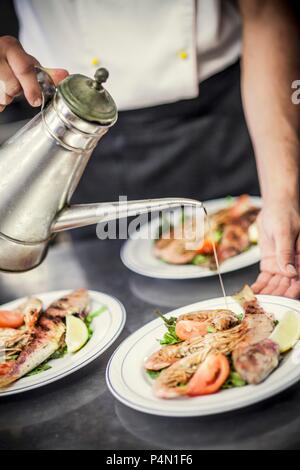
<box><xmin>52</xmin><ymin>198</ymin><xmax>204</xmax><ymax>233</ymax></box>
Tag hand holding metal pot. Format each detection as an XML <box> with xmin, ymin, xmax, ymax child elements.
<box><xmin>0</xmin><ymin>35</ymin><xmax>68</xmax><ymax>111</ymax></box>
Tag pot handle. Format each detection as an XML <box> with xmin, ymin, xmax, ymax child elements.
<box><xmin>35</xmin><ymin>66</ymin><xmax>56</xmax><ymax>104</ymax></box>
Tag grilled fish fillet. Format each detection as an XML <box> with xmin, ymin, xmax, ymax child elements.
<box><xmin>0</xmin><ymin>318</ymin><xmax>65</xmax><ymax>387</ymax></box>
<box><xmin>232</xmin><ymin>285</ymin><xmax>277</xmax><ymax>383</ymax></box>
<box><xmin>0</xmin><ymin>289</ymin><xmax>89</xmax><ymax>388</ymax></box>
<box><xmin>233</xmin><ymin>339</ymin><xmax>280</xmax><ymax>384</ymax></box>
<box><xmin>46</xmin><ymin>288</ymin><xmax>89</xmax><ymax>319</ymax></box>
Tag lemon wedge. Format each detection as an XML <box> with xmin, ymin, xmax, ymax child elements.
<box><xmin>270</xmin><ymin>311</ymin><xmax>300</xmax><ymax>353</ymax></box>
<box><xmin>248</xmin><ymin>223</ymin><xmax>259</xmax><ymax>244</ymax></box>
<box><xmin>65</xmin><ymin>315</ymin><xmax>89</xmax><ymax>353</ymax></box>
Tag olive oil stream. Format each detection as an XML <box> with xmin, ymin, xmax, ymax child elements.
<box><xmin>203</xmin><ymin>205</ymin><xmax>228</xmax><ymax>309</ymax></box>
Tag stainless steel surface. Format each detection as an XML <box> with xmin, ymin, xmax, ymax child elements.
<box><xmin>0</xmin><ymin>238</ymin><xmax>298</xmax><ymax>450</ymax></box>
<box><xmin>53</xmin><ymin>198</ymin><xmax>203</xmax><ymax>231</ymax></box>
<box><xmin>0</xmin><ymin>67</ymin><xmax>204</xmax><ymax>273</ymax></box>
<box><xmin>0</xmin><ymin>69</ymin><xmax>113</xmax><ymax>272</ymax></box>
<box><xmin>36</xmin><ymin>66</ymin><xmax>57</xmax><ymax>104</ymax></box>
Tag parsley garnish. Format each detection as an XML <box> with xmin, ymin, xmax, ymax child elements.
<box><xmin>154</xmin><ymin>310</ymin><xmax>182</xmax><ymax>346</ymax></box>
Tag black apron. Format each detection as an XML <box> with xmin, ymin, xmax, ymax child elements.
<box><xmin>73</xmin><ymin>61</ymin><xmax>259</xmax><ymax>239</ymax></box>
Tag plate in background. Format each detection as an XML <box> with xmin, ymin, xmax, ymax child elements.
<box><xmin>121</xmin><ymin>197</ymin><xmax>261</xmax><ymax>279</ymax></box>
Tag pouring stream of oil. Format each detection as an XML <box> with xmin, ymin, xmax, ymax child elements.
<box><xmin>203</xmin><ymin>205</ymin><xmax>228</xmax><ymax>309</ymax></box>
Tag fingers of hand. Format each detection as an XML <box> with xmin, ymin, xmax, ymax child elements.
<box><xmin>252</xmin><ymin>272</ymin><xmax>273</xmax><ymax>293</ymax></box>
<box><xmin>5</xmin><ymin>39</ymin><xmax>41</xmax><ymax>107</ymax></box>
<box><xmin>275</xmin><ymin>229</ymin><xmax>297</xmax><ymax>277</ymax></box>
<box><xmin>284</xmin><ymin>278</ymin><xmax>300</xmax><ymax>299</ymax></box>
<box><xmin>253</xmin><ymin>271</ymin><xmax>300</xmax><ymax>299</ymax></box>
<box><xmin>0</xmin><ymin>61</ymin><xmax>22</xmax><ymax>110</ymax></box>
<box><xmin>44</xmin><ymin>68</ymin><xmax>69</xmax><ymax>86</ymax></box>
<box><xmin>258</xmin><ymin>274</ymin><xmax>282</xmax><ymax>295</ymax></box>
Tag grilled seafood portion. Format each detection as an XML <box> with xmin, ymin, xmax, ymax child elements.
<box><xmin>217</xmin><ymin>224</ymin><xmax>250</xmax><ymax>263</ymax></box>
<box><xmin>233</xmin><ymin>339</ymin><xmax>280</xmax><ymax>385</ymax></box>
<box><xmin>232</xmin><ymin>285</ymin><xmax>275</xmax><ymax>355</ymax></box>
<box><xmin>145</xmin><ymin>310</ymin><xmax>240</xmax><ymax>371</ymax></box>
<box><xmin>0</xmin><ymin>318</ymin><xmax>65</xmax><ymax>388</ymax></box>
<box><xmin>0</xmin><ymin>289</ymin><xmax>90</xmax><ymax>389</ymax></box>
<box><xmin>232</xmin><ymin>284</ymin><xmax>267</xmax><ymax>316</ymax></box>
<box><xmin>46</xmin><ymin>288</ymin><xmax>89</xmax><ymax>319</ymax></box>
<box><xmin>177</xmin><ymin>310</ymin><xmax>239</xmax><ymax>331</ymax></box>
<box><xmin>149</xmin><ymin>285</ymin><xmax>283</xmax><ymax>399</ymax></box>
<box><xmin>232</xmin><ymin>285</ymin><xmax>278</xmax><ymax>381</ymax></box>
<box><xmin>0</xmin><ymin>298</ymin><xmax>42</xmax><ymax>359</ymax></box>
<box><xmin>153</xmin><ymin>322</ymin><xmax>247</xmax><ymax>398</ymax></box>
<box><xmin>153</xmin><ymin>195</ymin><xmax>260</xmax><ymax>268</ymax></box>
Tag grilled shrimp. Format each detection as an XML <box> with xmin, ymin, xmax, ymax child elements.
<box><xmin>177</xmin><ymin>309</ymin><xmax>239</xmax><ymax>331</ymax></box>
<box><xmin>145</xmin><ymin>310</ymin><xmax>240</xmax><ymax>370</ymax></box>
<box><xmin>0</xmin><ymin>298</ymin><xmax>42</xmax><ymax>359</ymax></box>
<box><xmin>153</xmin><ymin>322</ymin><xmax>247</xmax><ymax>398</ymax></box>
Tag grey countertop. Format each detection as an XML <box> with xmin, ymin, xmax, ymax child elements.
<box><xmin>0</xmin><ymin>237</ymin><xmax>299</xmax><ymax>450</ymax></box>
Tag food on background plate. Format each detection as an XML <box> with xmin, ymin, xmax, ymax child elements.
<box><xmin>154</xmin><ymin>195</ymin><xmax>260</xmax><ymax>269</ymax></box>
<box><xmin>0</xmin><ymin>289</ymin><xmax>106</xmax><ymax>388</ymax></box>
<box><xmin>145</xmin><ymin>285</ymin><xmax>298</xmax><ymax>399</ymax></box>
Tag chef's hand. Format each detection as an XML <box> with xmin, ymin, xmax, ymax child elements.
<box><xmin>252</xmin><ymin>202</ymin><xmax>300</xmax><ymax>298</ymax></box>
<box><xmin>0</xmin><ymin>35</ymin><xmax>68</xmax><ymax>112</ymax></box>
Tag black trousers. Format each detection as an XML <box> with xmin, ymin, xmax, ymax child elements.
<box><xmin>73</xmin><ymin>61</ymin><xmax>259</xmax><ymax>239</ymax></box>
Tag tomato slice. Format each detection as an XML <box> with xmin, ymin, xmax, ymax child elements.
<box><xmin>196</xmin><ymin>238</ymin><xmax>214</xmax><ymax>255</ymax></box>
<box><xmin>0</xmin><ymin>363</ymin><xmax>12</xmax><ymax>375</ymax></box>
<box><xmin>186</xmin><ymin>353</ymin><xmax>230</xmax><ymax>396</ymax></box>
<box><xmin>175</xmin><ymin>320</ymin><xmax>209</xmax><ymax>341</ymax></box>
<box><xmin>0</xmin><ymin>310</ymin><xmax>24</xmax><ymax>329</ymax></box>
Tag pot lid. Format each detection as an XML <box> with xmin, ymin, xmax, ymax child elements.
<box><xmin>58</xmin><ymin>68</ymin><xmax>117</xmax><ymax>126</ymax></box>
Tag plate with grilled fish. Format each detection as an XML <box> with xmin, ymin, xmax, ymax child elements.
<box><xmin>107</xmin><ymin>286</ymin><xmax>300</xmax><ymax>417</ymax></box>
<box><xmin>121</xmin><ymin>195</ymin><xmax>261</xmax><ymax>279</ymax></box>
<box><xmin>0</xmin><ymin>289</ymin><xmax>126</xmax><ymax>396</ymax></box>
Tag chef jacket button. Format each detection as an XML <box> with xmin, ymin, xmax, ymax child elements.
<box><xmin>91</xmin><ymin>57</ymin><xmax>100</xmax><ymax>66</ymax></box>
<box><xmin>178</xmin><ymin>50</ymin><xmax>188</xmax><ymax>60</ymax></box>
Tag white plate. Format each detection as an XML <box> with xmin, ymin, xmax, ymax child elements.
<box><xmin>121</xmin><ymin>197</ymin><xmax>261</xmax><ymax>279</ymax></box>
<box><xmin>0</xmin><ymin>290</ymin><xmax>126</xmax><ymax>397</ymax></box>
<box><xmin>107</xmin><ymin>295</ymin><xmax>300</xmax><ymax>417</ymax></box>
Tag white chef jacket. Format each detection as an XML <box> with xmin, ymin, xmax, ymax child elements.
<box><xmin>13</xmin><ymin>0</ymin><xmax>241</xmax><ymax>110</ymax></box>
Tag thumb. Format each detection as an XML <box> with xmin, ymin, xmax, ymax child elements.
<box><xmin>44</xmin><ymin>68</ymin><xmax>69</xmax><ymax>86</ymax></box>
<box><xmin>275</xmin><ymin>230</ymin><xmax>297</xmax><ymax>277</ymax></box>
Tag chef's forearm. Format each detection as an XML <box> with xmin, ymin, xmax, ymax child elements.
<box><xmin>239</xmin><ymin>0</ymin><xmax>300</xmax><ymax>207</ymax></box>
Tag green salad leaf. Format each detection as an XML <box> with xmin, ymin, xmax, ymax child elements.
<box><xmin>222</xmin><ymin>371</ymin><xmax>246</xmax><ymax>389</ymax></box>
<box><xmin>49</xmin><ymin>345</ymin><xmax>68</xmax><ymax>360</ymax></box>
<box><xmin>146</xmin><ymin>369</ymin><xmax>161</xmax><ymax>380</ymax></box>
<box><xmin>192</xmin><ymin>254</ymin><xmax>209</xmax><ymax>266</ymax></box>
<box><xmin>7</xmin><ymin>354</ymin><xmax>19</xmax><ymax>361</ymax></box>
<box><xmin>85</xmin><ymin>306</ymin><xmax>107</xmax><ymax>340</ymax></box>
<box><xmin>155</xmin><ymin>310</ymin><xmax>182</xmax><ymax>346</ymax></box>
<box><xmin>26</xmin><ymin>362</ymin><xmax>52</xmax><ymax>377</ymax></box>
<box><xmin>207</xmin><ymin>326</ymin><xmax>216</xmax><ymax>334</ymax></box>
<box><xmin>214</xmin><ymin>229</ymin><xmax>223</xmax><ymax>243</ymax></box>
<box><xmin>226</xmin><ymin>195</ymin><xmax>234</xmax><ymax>204</ymax></box>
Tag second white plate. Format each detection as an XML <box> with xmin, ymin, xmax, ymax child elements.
<box><xmin>121</xmin><ymin>197</ymin><xmax>261</xmax><ymax>279</ymax></box>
